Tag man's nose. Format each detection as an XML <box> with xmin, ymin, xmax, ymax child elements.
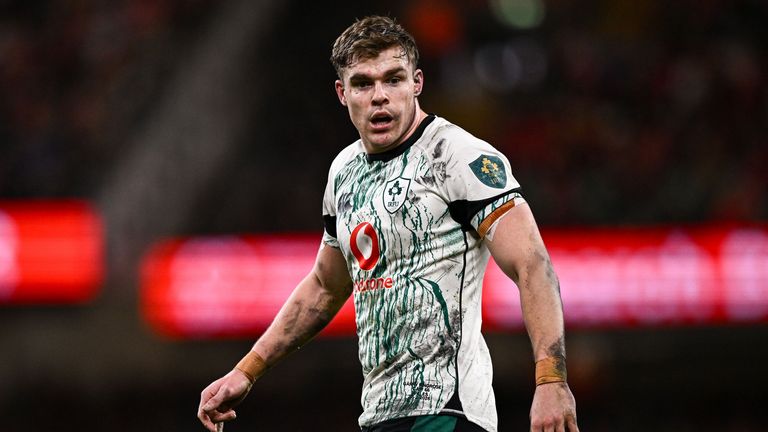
<box><xmin>372</xmin><ymin>82</ymin><xmax>388</xmax><ymax>105</ymax></box>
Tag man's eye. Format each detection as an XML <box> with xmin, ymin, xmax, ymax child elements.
<box><xmin>387</xmin><ymin>77</ymin><xmax>402</xmax><ymax>84</ymax></box>
<box><xmin>353</xmin><ymin>81</ymin><xmax>372</xmax><ymax>88</ymax></box>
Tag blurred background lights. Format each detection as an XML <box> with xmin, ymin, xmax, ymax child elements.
<box><xmin>489</xmin><ymin>0</ymin><xmax>546</xmax><ymax>29</ymax></box>
<box><xmin>405</xmin><ymin>0</ymin><xmax>463</xmax><ymax>57</ymax></box>
<box><xmin>439</xmin><ymin>49</ymin><xmax>484</xmax><ymax>100</ymax></box>
<box><xmin>1</xmin><ymin>1</ymin><xmax>767</xmax><ymax>430</ymax></box>
<box><xmin>475</xmin><ymin>43</ymin><xmax>521</xmax><ymax>92</ymax></box>
<box><xmin>474</xmin><ymin>38</ymin><xmax>547</xmax><ymax>92</ymax></box>
<box><xmin>0</xmin><ymin>211</ymin><xmax>19</xmax><ymax>298</ymax></box>
<box><xmin>510</xmin><ymin>38</ymin><xmax>547</xmax><ymax>86</ymax></box>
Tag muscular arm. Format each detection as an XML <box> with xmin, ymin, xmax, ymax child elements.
<box><xmin>252</xmin><ymin>243</ymin><xmax>353</xmax><ymax>364</ymax></box>
<box><xmin>198</xmin><ymin>243</ymin><xmax>352</xmax><ymax>431</ymax></box>
<box><xmin>486</xmin><ymin>203</ymin><xmax>579</xmax><ymax>431</ymax></box>
<box><xmin>486</xmin><ymin>203</ymin><xmax>564</xmax><ymax>364</ymax></box>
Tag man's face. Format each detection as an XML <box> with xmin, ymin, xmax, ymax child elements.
<box><xmin>335</xmin><ymin>46</ymin><xmax>424</xmax><ymax>153</ymax></box>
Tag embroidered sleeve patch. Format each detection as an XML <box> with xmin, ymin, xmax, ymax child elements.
<box><xmin>469</xmin><ymin>154</ymin><xmax>507</xmax><ymax>189</ymax></box>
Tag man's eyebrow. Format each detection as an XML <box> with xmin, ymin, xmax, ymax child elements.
<box><xmin>382</xmin><ymin>66</ymin><xmax>407</xmax><ymax>76</ymax></box>
<box><xmin>348</xmin><ymin>66</ymin><xmax>407</xmax><ymax>82</ymax></box>
<box><xmin>347</xmin><ymin>73</ymin><xmax>370</xmax><ymax>82</ymax></box>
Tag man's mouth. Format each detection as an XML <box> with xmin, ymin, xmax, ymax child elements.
<box><xmin>370</xmin><ymin>113</ymin><xmax>394</xmax><ymax>130</ymax></box>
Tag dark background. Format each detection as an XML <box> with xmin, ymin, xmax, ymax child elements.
<box><xmin>1</xmin><ymin>0</ymin><xmax>766</xmax><ymax>430</ymax></box>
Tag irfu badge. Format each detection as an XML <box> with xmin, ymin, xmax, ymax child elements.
<box><xmin>469</xmin><ymin>154</ymin><xmax>507</xmax><ymax>189</ymax></box>
<box><xmin>383</xmin><ymin>177</ymin><xmax>411</xmax><ymax>214</ymax></box>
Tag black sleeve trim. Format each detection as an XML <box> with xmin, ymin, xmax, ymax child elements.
<box><xmin>323</xmin><ymin>214</ymin><xmax>337</xmax><ymax>238</ymax></box>
<box><xmin>447</xmin><ymin>188</ymin><xmax>522</xmax><ymax>232</ymax></box>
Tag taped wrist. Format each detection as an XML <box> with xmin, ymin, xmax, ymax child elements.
<box><xmin>235</xmin><ymin>350</ymin><xmax>269</xmax><ymax>383</ymax></box>
<box><xmin>535</xmin><ymin>356</ymin><xmax>567</xmax><ymax>386</ymax></box>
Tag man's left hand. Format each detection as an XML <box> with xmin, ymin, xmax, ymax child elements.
<box><xmin>529</xmin><ymin>382</ymin><xmax>579</xmax><ymax>432</ymax></box>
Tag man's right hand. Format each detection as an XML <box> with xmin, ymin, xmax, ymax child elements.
<box><xmin>197</xmin><ymin>369</ymin><xmax>253</xmax><ymax>431</ymax></box>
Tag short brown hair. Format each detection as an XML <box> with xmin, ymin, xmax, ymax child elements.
<box><xmin>331</xmin><ymin>16</ymin><xmax>419</xmax><ymax>79</ymax></box>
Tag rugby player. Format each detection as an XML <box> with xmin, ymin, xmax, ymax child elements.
<box><xmin>198</xmin><ymin>15</ymin><xmax>578</xmax><ymax>432</ymax></box>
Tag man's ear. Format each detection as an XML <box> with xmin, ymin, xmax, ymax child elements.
<box><xmin>335</xmin><ymin>80</ymin><xmax>347</xmax><ymax>106</ymax></box>
<box><xmin>413</xmin><ymin>69</ymin><xmax>424</xmax><ymax>97</ymax></box>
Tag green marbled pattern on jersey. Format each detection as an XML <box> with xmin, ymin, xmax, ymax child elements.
<box><xmin>323</xmin><ymin>117</ymin><xmax>513</xmax><ymax>432</ymax></box>
<box><xmin>333</xmin><ymin>148</ymin><xmax>464</xmax><ymax>424</ymax></box>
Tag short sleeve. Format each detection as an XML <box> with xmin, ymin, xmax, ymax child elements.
<box><xmin>443</xmin><ymin>136</ymin><xmax>522</xmax><ymax>237</ymax></box>
<box><xmin>321</xmin><ymin>167</ymin><xmax>340</xmax><ymax>249</ymax></box>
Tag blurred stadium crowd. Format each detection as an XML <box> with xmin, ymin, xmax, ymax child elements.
<box><xmin>0</xmin><ymin>0</ymin><xmax>766</xmax><ymax>431</ymax></box>
<box><xmin>0</xmin><ymin>0</ymin><xmax>214</xmax><ymax>197</ymax></box>
<box><xmin>1</xmin><ymin>0</ymin><xmax>765</xmax><ymax>226</ymax></box>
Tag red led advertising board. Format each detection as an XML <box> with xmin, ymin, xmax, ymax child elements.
<box><xmin>141</xmin><ymin>226</ymin><xmax>768</xmax><ymax>338</ymax></box>
<box><xmin>141</xmin><ymin>235</ymin><xmax>356</xmax><ymax>338</ymax></box>
<box><xmin>0</xmin><ymin>201</ymin><xmax>104</xmax><ymax>303</ymax></box>
<box><xmin>484</xmin><ymin>226</ymin><xmax>768</xmax><ymax>329</ymax></box>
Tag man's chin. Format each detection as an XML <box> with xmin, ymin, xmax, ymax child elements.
<box><xmin>368</xmin><ymin>144</ymin><xmax>394</xmax><ymax>154</ymax></box>
<box><xmin>365</xmin><ymin>135</ymin><xmax>398</xmax><ymax>152</ymax></box>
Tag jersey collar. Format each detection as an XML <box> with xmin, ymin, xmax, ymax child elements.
<box><xmin>366</xmin><ymin>114</ymin><xmax>436</xmax><ymax>164</ymax></box>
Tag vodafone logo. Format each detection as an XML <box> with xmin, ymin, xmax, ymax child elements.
<box><xmin>350</xmin><ymin>222</ymin><xmax>380</xmax><ymax>271</ymax></box>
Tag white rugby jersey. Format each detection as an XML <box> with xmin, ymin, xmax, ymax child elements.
<box><xmin>322</xmin><ymin>115</ymin><xmax>522</xmax><ymax>432</ymax></box>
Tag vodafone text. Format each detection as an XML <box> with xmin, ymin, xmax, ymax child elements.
<box><xmin>354</xmin><ymin>277</ymin><xmax>395</xmax><ymax>293</ymax></box>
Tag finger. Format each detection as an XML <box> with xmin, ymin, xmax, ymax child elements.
<box><xmin>202</xmin><ymin>389</ymin><xmax>228</xmax><ymax>414</ymax></box>
<box><xmin>199</xmin><ymin>395</ymin><xmax>227</xmax><ymax>431</ymax></box>
<box><xmin>209</xmin><ymin>409</ymin><xmax>237</xmax><ymax>423</ymax></box>
<box><xmin>197</xmin><ymin>410</ymin><xmax>216</xmax><ymax>432</ymax></box>
<box><xmin>556</xmin><ymin>421</ymin><xmax>566</xmax><ymax>432</ymax></box>
<box><xmin>566</xmin><ymin>415</ymin><xmax>579</xmax><ymax>432</ymax></box>
<box><xmin>199</xmin><ymin>389</ymin><xmax>213</xmax><ymax>411</ymax></box>
<box><xmin>199</xmin><ymin>383</ymin><xmax>220</xmax><ymax>412</ymax></box>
